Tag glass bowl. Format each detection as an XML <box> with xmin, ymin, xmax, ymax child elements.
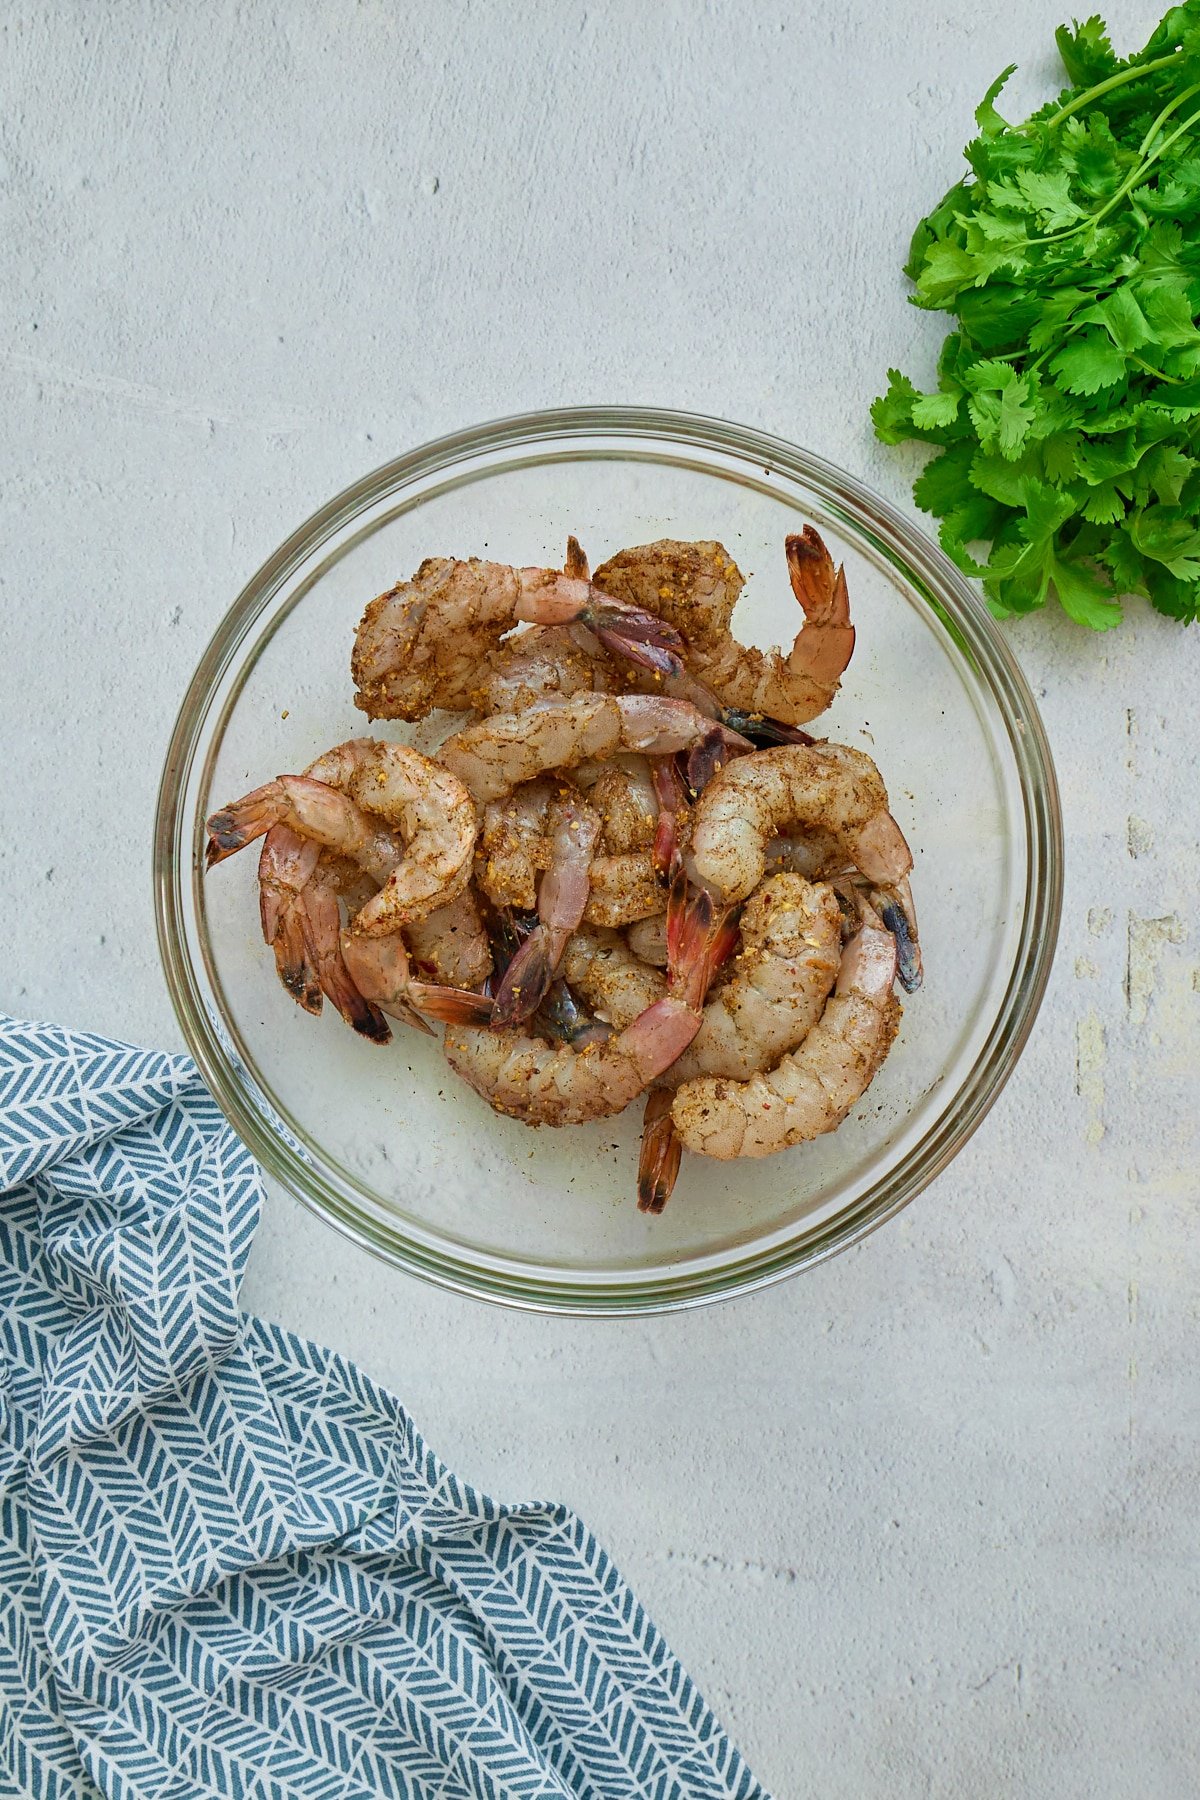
<box><xmin>154</xmin><ymin>407</ymin><xmax>1062</xmax><ymax>1315</ymax></box>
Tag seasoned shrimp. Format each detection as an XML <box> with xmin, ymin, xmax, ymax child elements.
<box><xmin>688</xmin><ymin>743</ymin><xmax>912</xmax><ymax>905</ymax></box>
<box><xmin>671</xmin><ymin>916</ymin><xmax>900</xmax><ymax>1159</ymax></box>
<box><xmin>439</xmin><ymin>693</ymin><xmax>751</xmax><ymax>806</ymax></box>
<box><xmin>593</xmin><ymin>530</ymin><xmax>854</xmax><ymax>726</ymax></box>
<box><xmin>406</xmin><ymin>887</ymin><xmax>493</xmax><ymax>991</ymax></box>
<box><xmin>669</xmin><ymin>876</ymin><xmax>841</xmax><ymax>1084</ymax></box>
<box><xmin>206</xmin><ymin>739</ymin><xmax>477</xmax><ymax>933</ymax></box>
<box><xmin>470</xmin><ymin>625</ymin><xmax>618</xmax><ymax>716</ymax></box>
<box><xmin>492</xmin><ymin>786</ymin><xmax>602</xmax><ymax>1026</ymax></box>
<box><xmin>476</xmin><ymin>777</ymin><xmax>560</xmax><ymax>913</ymax></box>
<box><xmin>572</xmin><ymin>753</ymin><xmax>690</xmax><ymax>919</ymax></box>
<box><xmin>351</xmin><ymin>556</ymin><xmax>684</xmax><ymax>721</ymax></box>
<box><xmin>764</xmin><ymin>833</ymin><xmax>922</xmax><ymax>993</ymax></box>
<box><xmin>577</xmin><ymin>755</ymin><xmax>659</xmax><ymax>854</ymax></box>
<box><xmin>442</xmin><ymin>883</ymin><xmax>731</xmax><ymax>1127</ymax></box>
<box><xmin>561</xmin><ymin>925</ymin><xmax>667</xmax><ymax>1027</ymax></box>
<box><xmin>583</xmin><ymin>853</ymin><xmax>666</xmax><ymax>928</ymax></box>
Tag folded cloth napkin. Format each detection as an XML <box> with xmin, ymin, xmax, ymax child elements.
<box><xmin>0</xmin><ymin>1016</ymin><xmax>768</xmax><ymax>1800</ymax></box>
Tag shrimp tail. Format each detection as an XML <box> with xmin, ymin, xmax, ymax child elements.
<box><xmin>536</xmin><ymin>978</ymin><xmax>612</xmax><ymax>1048</ymax></box>
<box><xmin>490</xmin><ymin>926</ymin><xmax>555</xmax><ymax>1027</ymax></box>
<box><xmin>564</xmin><ymin>535</ymin><xmax>590</xmax><ymax>581</ymax></box>
<box><xmin>481</xmin><ymin>905</ymin><xmax>540</xmax><ymax>992</ymax></box>
<box><xmin>666</xmin><ymin>876</ymin><xmax>739</xmax><ymax>1012</ymax></box>
<box><xmin>652</xmin><ymin>810</ymin><xmax>678</xmax><ymax>879</ymax></box>
<box><xmin>408</xmin><ymin>981</ymin><xmax>496</xmax><ymax>1027</ymax></box>
<box><xmin>318</xmin><ymin>961</ymin><xmax>393</xmax><ymax>1042</ymax></box>
<box><xmin>637</xmin><ymin>1089</ymin><xmax>683</xmax><ymax>1214</ymax></box>
<box><xmin>272</xmin><ymin>910</ymin><xmax>324</xmax><ymax>1014</ymax></box>
<box><xmin>785</xmin><ymin>527</ymin><xmax>846</xmax><ymax>623</ymax></box>
<box><xmin>298</xmin><ymin>893</ymin><xmax>392</xmax><ymax>1042</ymax></box>
<box><xmin>651</xmin><ymin>757</ymin><xmax>686</xmax><ymax>878</ymax></box>
<box><xmin>205</xmin><ymin>781</ymin><xmax>283</xmax><ymax>866</ymax></box>
<box><xmin>683</xmin><ymin>724</ymin><xmax>747</xmax><ymax>797</ymax></box>
<box><xmin>875</xmin><ymin>889</ymin><xmax>923</xmax><ymax>993</ymax></box>
<box><xmin>785</xmin><ymin>527</ymin><xmax>856</xmax><ymax>679</ymax></box>
<box><xmin>720</xmin><ymin>709</ymin><xmax>817</xmax><ymax>749</ymax></box>
<box><xmin>583</xmin><ymin>596</ymin><xmax>687</xmax><ymax>678</ymax></box>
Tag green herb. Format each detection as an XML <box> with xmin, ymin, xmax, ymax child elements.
<box><xmin>874</xmin><ymin>5</ymin><xmax>1200</xmax><ymax>628</ymax></box>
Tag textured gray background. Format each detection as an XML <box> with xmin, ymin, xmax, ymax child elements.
<box><xmin>4</xmin><ymin>3</ymin><xmax>1198</xmax><ymax>1794</ymax></box>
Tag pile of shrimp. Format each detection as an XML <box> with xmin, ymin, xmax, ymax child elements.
<box><xmin>206</xmin><ymin>530</ymin><xmax>922</xmax><ymax>1212</ymax></box>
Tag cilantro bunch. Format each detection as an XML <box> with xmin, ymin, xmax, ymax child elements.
<box><xmin>874</xmin><ymin>5</ymin><xmax>1200</xmax><ymax>628</ymax></box>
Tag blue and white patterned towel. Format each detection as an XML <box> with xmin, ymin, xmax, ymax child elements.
<box><xmin>0</xmin><ymin>1016</ymin><xmax>768</xmax><ymax>1800</ymax></box>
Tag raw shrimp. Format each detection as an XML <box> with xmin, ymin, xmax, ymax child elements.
<box><xmin>764</xmin><ymin>831</ymin><xmax>922</xmax><ymax>993</ymax></box>
<box><xmin>439</xmin><ymin>693</ymin><xmax>751</xmax><ymax>807</ymax></box>
<box><xmin>573</xmin><ymin>753</ymin><xmax>690</xmax><ymax>919</ymax></box>
<box><xmin>405</xmin><ymin>887</ymin><xmax>493</xmax><ymax>991</ymax></box>
<box><xmin>492</xmin><ymin>787</ymin><xmax>602</xmax><ymax>1026</ymax></box>
<box><xmin>560</xmin><ymin>925</ymin><xmax>667</xmax><ymax>1027</ymax></box>
<box><xmin>442</xmin><ymin>883</ymin><xmax>733</xmax><ymax>1127</ymax></box>
<box><xmin>475</xmin><ymin>777</ymin><xmax>560</xmax><ymax>913</ymax></box>
<box><xmin>688</xmin><ymin>743</ymin><xmax>912</xmax><ymax>905</ymax></box>
<box><xmin>583</xmin><ymin>853</ymin><xmax>666</xmax><ymax>928</ymax></box>
<box><xmin>576</xmin><ymin>755</ymin><xmax>659</xmax><ymax>854</ymax></box>
<box><xmin>351</xmin><ymin>555</ymin><xmax>684</xmax><ymax>721</ymax></box>
<box><xmin>633</xmin><ymin>875</ymin><xmax>843</xmax><ymax>1205</ymax></box>
<box><xmin>470</xmin><ymin>625</ymin><xmax>618</xmax><ymax>716</ymax></box>
<box><xmin>592</xmin><ymin>529</ymin><xmax>854</xmax><ymax>726</ymax></box>
<box><xmin>669</xmin><ymin>876</ymin><xmax>842</xmax><ymax>1084</ymax></box>
<box><xmin>671</xmin><ymin>916</ymin><xmax>900</xmax><ymax>1159</ymax></box>
<box><xmin>206</xmin><ymin>739</ymin><xmax>477</xmax><ymax>933</ymax></box>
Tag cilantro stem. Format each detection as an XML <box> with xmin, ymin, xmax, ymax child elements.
<box><xmin>1034</xmin><ymin>48</ymin><xmax>1185</xmax><ymax>130</ymax></box>
<box><xmin>1029</xmin><ymin>84</ymin><xmax>1200</xmax><ymax>245</ymax></box>
<box><xmin>1129</xmin><ymin>354</ymin><xmax>1185</xmax><ymax>385</ymax></box>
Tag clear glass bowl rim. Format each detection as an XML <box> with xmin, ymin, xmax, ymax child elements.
<box><xmin>154</xmin><ymin>404</ymin><xmax>1063</xmax><ymax>1315</ymax></box>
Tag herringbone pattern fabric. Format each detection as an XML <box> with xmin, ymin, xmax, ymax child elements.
<box><xmin>0</xmin><ymin>1017</ymin><xmax>769</xmax><ymax>1800</ymax></box>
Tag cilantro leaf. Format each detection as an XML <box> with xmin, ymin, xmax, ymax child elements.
<box><xmin>910</xmin><ymin>390</ymin><xmax>962</xmax><ymax>429</ymax></box>
<box><xmin>975</xmin><ymin>64</ymin><xmax>1017</xmax><ymax>137</ymax></box>
<box><xmin>1048</xmin><ymin>551</ymin><xmax>1123</xmax><ymax>627</ymax></box>
<box><xmin>1050</xmin><ymin>330</ymin><xmax>1129</xmax><ymax>395</ymax></box>
<box><xmin>1054</xmin><ymin>15</ymin><xmax>1119</xmax><ymax>85</ymax></box>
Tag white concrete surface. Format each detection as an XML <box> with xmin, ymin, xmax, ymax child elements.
<box><xmin>4</xmin><ymin>2</ymin><xmax>1198</xmax><ymax>1793</ymax></box>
